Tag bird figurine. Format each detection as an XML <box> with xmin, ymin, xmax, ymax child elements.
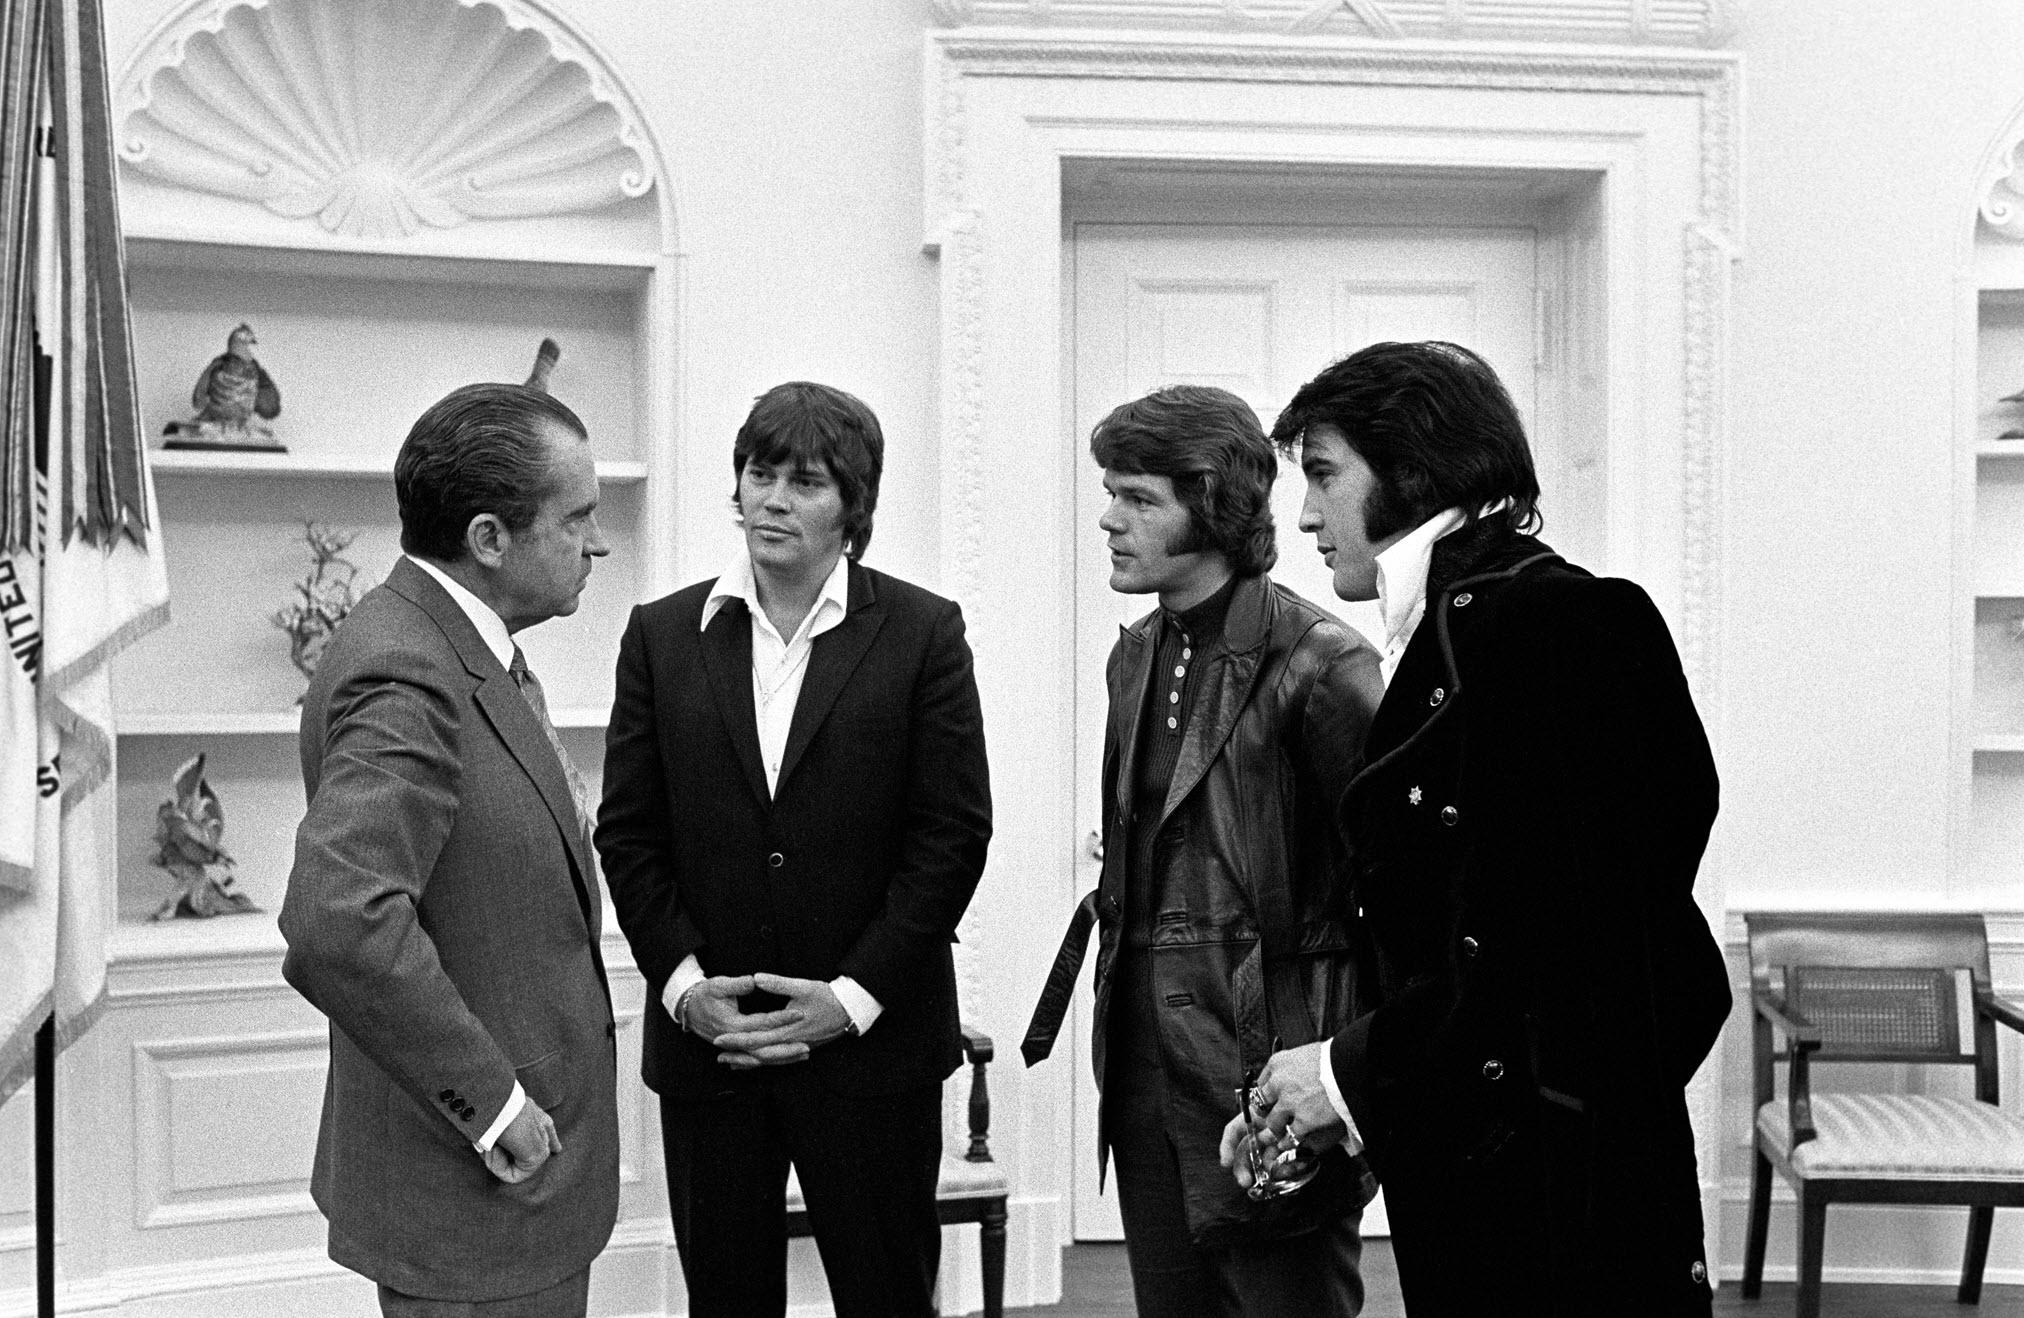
<box><xmin>525</xmin><ymin>336</ymin><xmax>561</xmax><ymax>392</ymax></box>
<box><xmin>164</xmin><ymin>323</ymin><xmax>283</xmax><ymax>451</ymax></box>
<box><xmin>150</xmin><ymin>753</ymin><xmax>259</xmax><ymax>920</ymax></box>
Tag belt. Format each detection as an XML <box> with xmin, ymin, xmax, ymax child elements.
<box><xmin>1020</xmin><ymin>889</ymin><xmax>1100</xmax><ymax>1067</ymax></box>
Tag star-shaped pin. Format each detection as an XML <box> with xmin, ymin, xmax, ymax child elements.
<box><xmin>1409</xmin><ymin>786</ymin><xmax>1423</xmax><ymax>805</ymax></box>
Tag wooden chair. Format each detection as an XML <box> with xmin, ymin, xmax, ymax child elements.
<box><xmin>785</xmin><ymin>1025</ymin><xmax>1008</xmax><ymax>1318</ymax></box>
<box><xmin>1741</xmin><ymin>912</ymin><xmax>2024</xmax><ymax>1318</ymax></box>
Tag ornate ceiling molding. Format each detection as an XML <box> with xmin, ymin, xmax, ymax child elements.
<box><xmin>115</xmin><ymin>0</ymin><xmax>658</xmax><ymax>241</ymax></box>
<box><xmin>931</xmin><ymin>0</ymin><xmax>1735</xmax><ymax>47</ymax></box>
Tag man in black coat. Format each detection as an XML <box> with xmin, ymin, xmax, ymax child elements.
<box><xmin>1221</xmin><ymin>342</ymin><xmax>1729</xmax><ymax>1316</ymax></box>
<box><xmin>597</xmin><ymin>382</ymin><xmax>992</xmax><ymax>1317</ymax></box>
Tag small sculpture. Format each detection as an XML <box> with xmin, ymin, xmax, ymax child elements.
<box><xmin>164</xmin><ymin>323</ymin><xmax>283</xmax><ymax>451</ymax></box>
<box><xmin>271</xmin><ymin>522</ymin><xmax>360</xmax><ymax>692</ymax></box>
<box><xmin>150</xmin><ymin>753</ymin><xmax>258</xmax><ymax>920</ymax></box>
<box><xmin>525</xmin><ymin>336</ymin><xmax>560</xmax><ymax>392</ymax></box>
<box><xmin>2000</xmin><ymin>386</ymin><xmax>2024</xmax><ymax>440</ymax></box>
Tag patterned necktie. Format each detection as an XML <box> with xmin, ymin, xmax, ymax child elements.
<box><xmin>509</xmin><ymin>645</ymin><xmax>595</xmax><ymax>858</ymax></box>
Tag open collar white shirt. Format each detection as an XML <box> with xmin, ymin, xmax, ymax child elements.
<box><xmin>405</xmin><ymin>555</ymin><xmax>527</xmax><ymax>1156</ymax></box>
<box><xmin>665</xmin><ymin>548</ymin><xmax>881</xmax><ymax>1034</ymax></box>
<box><xmin>700</xmin><ymin>547</ymin><xmax>851</xmax><ymax>796</ymax></box>
<box><xmin>1370</xmin><ymin>507</ymin><xmax>1469</xmax><ymax>690</ymax></box>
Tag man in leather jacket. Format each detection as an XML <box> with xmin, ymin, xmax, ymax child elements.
<box><xmin>1023</xmin><ymin>385</ymin><xmax>1384</xmax><ymax>1316</ymax></box>
<box><xmin>1223</xmin><ymin>342</ymin><xmax>1729</xmax><ymax>1316</ymax></box>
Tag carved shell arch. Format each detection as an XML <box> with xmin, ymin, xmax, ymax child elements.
<box><xmin>117</xmin><ymin>0</ymin><xmax>665</xmax><ymax>243</ymax></box>
<box><xmin>1979</xmin><ymin>95</ymin><xmax>2024</xmax><ymax>241</ymax></box>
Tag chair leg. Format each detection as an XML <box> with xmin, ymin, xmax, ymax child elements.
<box><xmin>978</xmin><ymin>1201</ymin><xmax>1007</xmax><ymax>1318</ymax></box>
<box><xmin>1795</xmin><ymin>1189</ymin><xmax>1827</xmax><ymax>1318</ymax></box>
<box><xmin>1961</xmin><ymin>1204</ymin><xmax>1995</xmax><ymax>1305</ymax></box>
<box><xmin>1742</xmin><ymin>1148</ymin><xmax>1774</xmax><ymax>1299</ymax></box>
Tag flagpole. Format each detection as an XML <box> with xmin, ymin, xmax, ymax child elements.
<box><xmin>35</xmin><ymin>1011</ymin><xmax>52</xmax><ymax>1318</ymax></box>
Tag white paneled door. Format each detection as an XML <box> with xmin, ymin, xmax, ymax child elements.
<box><xmin>1067</xmin><ymin>222</ymin><xmax>1538</xmax><ymax>1241</ymax></box>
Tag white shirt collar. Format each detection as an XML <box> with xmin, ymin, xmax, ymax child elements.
<box><xmin>700</xmin><ymin>547</ymin><xmax>852</xmax><ymax>642</ymax></box>
<box><xmin>1373</xmin><ymin>507</ymin><xmax>1469</xmax><ymax>654</ymax></box>
<box><xmin>407</xmin><ymin>554</ymin><xmax>515</xmax><ymax>671</ymax></box>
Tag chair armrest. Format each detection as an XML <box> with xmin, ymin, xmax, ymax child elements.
<box><xmin>1752</xmin><ymin>989</ymin><xmax>1820</xmax><ymax>1148</ymax></box>
<box><xmin>960</xmin><ymin>1024</ymin><xmax>994</xmax><ymax>1066</ymax></box>
<box><xmin>959</xmin><ymin>1022</ymin><xmax>995</xmax><ymax>1163</ymax></box>
<box><xmin>1977</xmin><ymin>989</ymin><xmax>2024</xmax><ymax>1035</ymax></box>
<box><xmin>1752</xmin><ymin>987</ymin><xmax>1822</xmax><ymax>1049</ymax></box>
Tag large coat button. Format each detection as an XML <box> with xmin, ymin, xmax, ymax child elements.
<box><xmin>1453</xmin><ymin>592</ymin><xmax>1473</xmax><ymax>608</ymax></box>
<box><xmin>1482</xmin><ymin>1059</ymin><xmax>1505</xmax><ymax>1081</ymax></box>
<box><xmin>768</xmin><ymin>852</ymin><xmax>785</xmax><ymax>868</ymax></box>
<box><xmin>1690</xmin><ymin>1261</ymin><xmax>1707</xmax><ymax>1285</ymax></box>
<box><xmin>1441</xmin><ymin>805</ymin><xmax>1459</xmax><ymax>827</ymax></box>
<box><xmin>1428</xmin><ymin>687</ymin><xmax>1445</xmax><ymax>707</ymax></box>
<box><xmin>1460</xmin><ymin>935</ymin><xmax>1480</xmax><ymax>958</ymax></box>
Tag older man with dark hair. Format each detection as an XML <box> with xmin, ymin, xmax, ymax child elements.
<box><xmin>598</xmin><ymin>381</ymin><xmax>992</xmax><ymax>1317</ymax></box>
<box><xmin>1223</xmin><ymin>342</ymin><xmax>1729</xmax><ymax>1317</ymax></box>
<box><xmin>281</xmin><ymin>382</ymin><xmax>616</xmax><ymax>1316</ymax></box>
<box><xmin>1024</xmin><ymin>384</ymin><xmax>1383</xmax><ymax>1317</ymax></box>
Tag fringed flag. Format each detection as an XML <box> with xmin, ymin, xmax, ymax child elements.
<box><xmin>0</xmin><ymin>0</ymin><xmax>170</xmax><ymax>1104</ymax></box>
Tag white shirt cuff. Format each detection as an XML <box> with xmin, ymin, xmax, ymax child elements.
<box><xmin>474</xmin><ymin>1082</ymin><xmax>526</xmax><ymax>1154</ymax></box>
<box><xmin>1316</xmin><ymin>1049</ymin><xmax>1365</xmax><ymax>1156</ymax></box>
<box><xmin>662</xmin><ymin>954</ymin><xmax>706</xmax><ymax>1025</ymax></box>
<box><xmin>830</xmin><ymin>976</ymin><xmax>882</xmax><ymax>1034</ymax></box>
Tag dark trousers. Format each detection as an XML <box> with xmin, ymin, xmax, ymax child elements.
<box><xmin>659</xmin><ymin>1067</ymin><xmax>943</xmax><ymax>1318</ymax></box>
<box><xmin>1109</xmin><ymin>965</ymin><xmax>1364</xmax><ymax>1318</ymax></box>
<box><xmin>376</xmin><ymin>1268</ymin><xmax>590</xmax><ymax>1317</ymax></box>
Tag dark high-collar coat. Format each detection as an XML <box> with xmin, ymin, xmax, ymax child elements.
<box><xmin>1328</xmin><ymin>521</ymin><xmax>1728</xmax><ymax>1315</ymax></box>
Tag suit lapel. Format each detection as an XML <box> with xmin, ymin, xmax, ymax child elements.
<box><xmin>777</xmin><ymin>564</ymin><xmax>885</xmax><ymax>791</ymax></box>
<box><xmin>1109</xmin><ymin>618</ymin><xmax>1156</xmax><ymax>820</ymax></box>
<box><xmin>386</xmin><ymin>560</ymin><xmax>599</xmax><ymax>934</ymax></box>
<box><xmin>698</xmin><ymin>599</ymin><xmax>771</xmax><ymax>806</ymax></box>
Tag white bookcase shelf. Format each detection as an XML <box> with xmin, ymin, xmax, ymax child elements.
<box><xmin>150</xmin><ymin>448</ymin><xmax>649</xmax><ymax>482</ymax></box>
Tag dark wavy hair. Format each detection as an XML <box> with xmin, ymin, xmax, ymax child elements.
<box><xmin>1089</xmin><ymin>385</ymin><xmax>1278</xmax><ymax>576</ymax></box>
<box><xmin>396</xmin><ymin>382</ymin><xmax>588</xmax><ymax>562</ymax></box>
<box><xmin>1271</xmin><ymin>341</ymin><xmax>1541</xmax><ymax>543</ymax></box>
<box><xmin>732</xmin><ymin>382</ymin><xmax>885</xmax><ymax>561</ymax></box>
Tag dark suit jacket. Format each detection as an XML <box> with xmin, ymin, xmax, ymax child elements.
<box><xmin>280</xmin><ymin>559</ymin><xmax>618</xmax><ymax>1302</ymax></box>
<box><xmin>597</xmin><ymin>561</ymin><xmax>992</xmax><ymax>1099</ymax></box>
<box><xmin>1326</xmin><ymin>521</ymin><xmax>1728</xmax><ymax>1316</ymax></box>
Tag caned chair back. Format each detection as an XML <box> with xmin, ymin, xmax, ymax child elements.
<box><xmin>1745</xmin><ymin>910</ymin><xmax>1992</xmax><ymax>1076</ymax></box>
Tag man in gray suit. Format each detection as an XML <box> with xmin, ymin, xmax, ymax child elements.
<box><xmin>281</xmin><ymin>382</ymin><xmax>618</xmax><ymax>1317</ymax></box>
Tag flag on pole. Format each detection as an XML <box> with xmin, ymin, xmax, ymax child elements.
<box><xmin>0</xmin><ymin>0</ymin><xmax>170</xmax><ymax>1105</ymax></box>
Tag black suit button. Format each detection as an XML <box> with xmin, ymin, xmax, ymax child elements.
<box><xmin>1441</xmin><ymin>805</ymin><xmax>1459</xmax><ymax>827</ymax></box>
<box><xmin>768</xmin><ymin>852</ymin><xmax>785</xmax><ymax>868</ymax></box>
<box><xmin>1429</xmin><ymin>687</ymin><xmax>1445</xmax><ymax>707</ymax></box>
<box><xmin>1690</xmin><ymin>1261</ymin><xmax>1707</xmax><ymax>1286</ymax></box>
<box><xmin>1453</xmin><ymin>592</ymin><xmax>1473</xmax><ymax>608</ymax></box>
<box><xmin>458</xmin><ymin>1105</ymin><xmax>475</xmax><ymax>1121</ymax></box>
<box><xmin>1482</xmin><ymin>1059</ymin><xmax>1505</xmax><ymax>1081</ymax></box>
<box><xmin>1460</xmin><ymin>935</ymin><xmax>1479</xmax><ymax>958</ymax></box>
<box><xmin>760</xmin><ymin>924</ymin><xmax>775</xmax><ymax>939</ymax></box>
<box><xmin>438</xmin><ymin>1089</ymin><xmax>455</xmax><ymax>1101</ymax></box>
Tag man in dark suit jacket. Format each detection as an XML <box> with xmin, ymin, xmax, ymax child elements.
<box><xmin>281</xmin><ymin>383</ymin><xmax>618</xmax><ymax>1316</ymax></box>
<box><xmin>1221</xmin><ymin>342</ymin><xmax>1730</xmax><ymax>1316</ymax></box>
<box><xmin>597</xmin><ymin>381</ymin><xmax>992</xmax><ymax>1318</ymax></box>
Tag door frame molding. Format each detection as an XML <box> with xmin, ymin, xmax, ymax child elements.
<box><xmin>922</xmin><ymin>28</ymin><xmax>1739</xmax><ymax>1299</ymax></box>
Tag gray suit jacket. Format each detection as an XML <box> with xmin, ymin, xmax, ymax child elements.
<box><xmin>281</xmin><ymin>558</ymin><xmax>618</xmax><ymax>1301</ymax></box>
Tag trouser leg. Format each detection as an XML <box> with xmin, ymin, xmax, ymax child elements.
<box><xmin>660</xmin><ymin>1087</ymin><xmax>792</xmax><ymax>1318</ymax></box>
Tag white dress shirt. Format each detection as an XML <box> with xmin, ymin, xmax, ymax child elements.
<box><xmin>1313</xmin><ymin>507</ymin><xmax>1469</xmax><ymax>1149</ymax></box>
<box><xmin>660</xmin><ymin>549</ymin><xmax>883</xmax><ymax>1034</ymax></box>
<box><xmin>406</xmin><ymin>555</ymin><xmax>526</xmax><ymax>1156</ymax></box>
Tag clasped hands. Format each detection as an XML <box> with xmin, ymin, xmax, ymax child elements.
<box><xmin>682</xmin><ymin>972</ymin><xmax>852</xmax><ymax>1070</ymax></box>
<box><xmin>1216</xmin><ymin>1041</ymin><xmax>1348</xmax><ymax>1190</ymax></box>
